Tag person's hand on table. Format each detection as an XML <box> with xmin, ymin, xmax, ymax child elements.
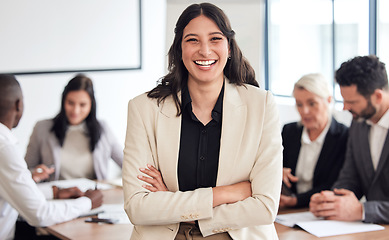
<box><xmin>32</xmin><ymin>164</ymin><xmax>55</xmax><ymax>183</ymax></box>
<box><xmin>52</xmin><ymin>186</ymin><xmax>84</xmax><ymax>199</ymax></box>
<box><xmin>309</xmin><ymin>189</ymin><xmax>363</xmax><ymax>221</ymax></box>
<box><xmin>84</xmin><ymin>190</ymin><xmax>104</xmax><ymax>209</ymax></box>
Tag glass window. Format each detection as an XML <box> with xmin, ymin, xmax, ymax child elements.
<box><xmin>377</xmin><ymin>0</ymin><xmax>389</xmax><ymax>65</ymax></box>
<box><xmin>267</xmin><ymin>0</ymin><xmax>369</xmax><ymax>101</ymax></box>
<box><xmin>268</xmin><ymin>0</ymin><xmax>333</xmax><ymax>97</ymax></box>
<box><xmin>333</xmin><ymin>0</ymin><xmax>369</xmax><ymax>101</ymax></box>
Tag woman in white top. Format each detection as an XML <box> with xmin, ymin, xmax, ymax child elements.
<box><xmin>25</xmin><ymin>74</ymin><xmax>123</xmax><ymax>182</ymax></box>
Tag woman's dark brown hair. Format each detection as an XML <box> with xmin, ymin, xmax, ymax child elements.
<box><xmin>51</xmin><ymin>73</ymin><xmax>101</xmax><ymax>151</ymax></box>
<box><xmin>147</xmin><ymin>2</ymin><xmax>258</xmax><ymax>116</ymax></box>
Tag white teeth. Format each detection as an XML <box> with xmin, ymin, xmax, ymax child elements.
<box><xmin>195</xmin><ymin>60</ymin><xmax>216</xmax><ymax>66</ymax></box>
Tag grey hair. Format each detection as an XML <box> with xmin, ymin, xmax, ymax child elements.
<box><xmin>293</xmin><ymin>73</ymin><xmax>331</xmax><ymax>100</ymax></box>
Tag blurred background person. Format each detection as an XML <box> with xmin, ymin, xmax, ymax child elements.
<box><xmin>25</xmin><ymin>73</ymin><xmax>123</xmax><ymax>182</ymax></box>
<box><xmin>0</xmin><ymin>74</ymin><xmax>102</xmax><ymax>240</ymax></box>
<box><xmin>280</xmin><ymin>73</ymin><xmax>348</xmax><ymax>208</ymax></box>
<box><xmin>310</xmin><ymin>55</ymin><xmax>389</xmax><ymax>223</ymax></box>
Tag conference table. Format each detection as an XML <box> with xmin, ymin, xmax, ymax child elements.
<box><xmin>45</xmin><ymin>187</ymin><xmax>389</xmax><ymax>240</ymax></box>
<box><xmin>45</xmin><ymin>186</ymin><xmax>132</xmax><ymax>240</ymax></box>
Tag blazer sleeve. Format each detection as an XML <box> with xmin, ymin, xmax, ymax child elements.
<box><xmin>122</xmin><ymin>97</ymin><xmax>214</xmax><ymax>226</ymax></box>
<box><xmin>25</xmin><ymin>122</ymin><xmax>44</xmax><ymax>170</ymax></box>
<box><xmin>100</xmin><ymin>121</ymin><xmax>123</xmax><ymax>168</ymax></box>
<box><xmin>364</xmin><ymin>201</ymin><xmax>389</xmax><ymax>223</ymax></box>
<box><xmin>198</xmin><ymin>91</ymin><xmax>283</xmax><ymax>236</ymax></box>
<box><xmin>281</xmin><ymin>123</ymin><xmax>301</xmax><ymax>171</ymax></box>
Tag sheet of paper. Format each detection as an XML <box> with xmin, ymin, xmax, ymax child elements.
<box><xmin>106</xmin><ymin>177</ymin><xmax>122</xmax><ymax>187</ymax></box>
<box><xmin>276</xmin><ymin>211</ymin><xmax>320</xmax><ymax>227</ymax></box>
<box><xmin>98</xmin><ymin>204</ymin><xmax>132</xmax><ymax>224</ymax></box>
<box><xmin>276</xmin><ymin>211</ymin><xmax>384</xmax><ymax>237</ymax></box>
<box><xmin>38</xmin><ymin>178</ymin><xmax>114</xmax><ymax>192</ymax></box>
<box><xmin>297</xmin><ymin>220</ymin><xmax>385</xmax><ymax>237</ymax></box>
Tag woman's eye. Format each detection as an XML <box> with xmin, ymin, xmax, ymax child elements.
<box><xmin>211</xmin><ymin>37</ymin><xmax>222</xmax><ymax>41</ymax></box>
<box><xmin>186</xmin><ymin>38</ymin><xmax>197</xmax><ymax>42</ymax></box>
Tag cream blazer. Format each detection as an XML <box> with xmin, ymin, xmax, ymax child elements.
<box><xmin>123</xmin><ymin>80</ymin><xmax>282</xmax><ymax>240</ymax></box>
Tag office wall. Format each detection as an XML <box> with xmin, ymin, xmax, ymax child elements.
<box><xmin>12</xmin><ymin>0</ymin><xmax>167</xmax><ymax>178</ymax></box>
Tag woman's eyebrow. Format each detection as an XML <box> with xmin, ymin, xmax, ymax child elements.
<box><xmin>183</xmin><ymin>31</ymin><xmax>224</xmax><ymax>39</ymax></box>
<box><xmin>183</xmin><ymin>33</ymin><xmax>197</xmax><ymax>39</ymax></box>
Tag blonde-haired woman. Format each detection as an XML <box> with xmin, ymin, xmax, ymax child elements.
<box><xmin>281</xmin><ymin>73</ymin><xmax>348</xmax><ymax>208</ymax></box>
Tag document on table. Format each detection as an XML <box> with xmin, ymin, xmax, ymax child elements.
<box><xmin>276</xmin><ymin>211</ymin><xmax>384</xmax><ymax>237</ymax></box>
<box><xmin>38</xmin><ymin>178</ymin><xmax>114</xmax><ymax>192</ymax></box>
<box><xmin>97</xmin><ymin>204</ymin><xmax>132</xmax><ymax>224</ymax></box>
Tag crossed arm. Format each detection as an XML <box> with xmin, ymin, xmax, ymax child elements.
<box><xmin>138</xmin><ymin>164</ymin><xmax>252</xmax><ymax>207</ymax></box>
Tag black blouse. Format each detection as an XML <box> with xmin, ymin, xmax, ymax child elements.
<box><xmin>177</xmin><ymin>84</ymin><xmax>224</xmax><ymax>191</ymax></box>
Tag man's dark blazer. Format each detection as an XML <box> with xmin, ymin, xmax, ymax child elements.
<box><xmin>282</xmin><ymin>117</ymin><xmax>348</xmax><ymax>208</ymax></box>
<box><xmin>333</xmin><ymin>119</ymin><xmax>389</xmax><ymax>223</ymax></box>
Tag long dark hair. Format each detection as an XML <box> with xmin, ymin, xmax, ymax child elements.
<box><xmin>147</xmin><ymin>2</ymin><xmax>258</xmax><ymax>116</ymax></box>
<box><xmin>51</xmin><ymin>73</ymin><xmax>101</xmax><ymax>151</ymax></box>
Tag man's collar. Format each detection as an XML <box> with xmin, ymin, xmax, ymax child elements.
<box><xmin>0</xmin><ymin>122</ymin><xmax>18</xmax><ymax>144</ymax></box>
<box><xmin>366</xmin><ymin>108</ymin><xmax>389</xmax><ymax>129</ymax></box>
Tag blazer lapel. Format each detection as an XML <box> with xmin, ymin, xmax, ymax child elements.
<box><xmin>156</xmin><ymin>95</ymin><xmax>182</xmax><ymax>192</ymax></box>
<box><xmin>288</xmin><ymin>125</ymin><xmax>303</xmax><ymax>173</ymax></box>
<box><xmin>314</xmin><ymin>118</ymin><xmax>337</xmax><ymax>178</ymax></box>
<box><xmin>48</xmin><ymin>135</ymin><xmax>61</xmax><ymax>181</ymax></box>
<box><xmin>216</xmin><ymin>82</ymin><xmax>247</xmax><ymax>186</ymax></box>
<box><xmin>358</xmin><ymin>122</ymin><xmax>375</xmax><ymax>184</ymax></box>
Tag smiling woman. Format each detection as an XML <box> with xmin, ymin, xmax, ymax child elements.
<box><xmin>122</xmin><ymin>2</ymin><xmax>283</xmax><ymax>240</ymax></box>
<box><xmin>24</xmin><ymin>74</ymin><xmax>123</xmax><ymax>182</ymax></box>
<box><xmin>182</xmin><ymin>16</ymin><xmax>228</xmax><ymax>81</ymax></box>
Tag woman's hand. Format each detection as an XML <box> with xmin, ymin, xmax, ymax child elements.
<box><xmin>212</xmin><ymin>181</ymin><xmax>252</xmax><ymax>207</ymax></box>
<box><xmin>32</xmin><ymin>164</ymin><xmax>55</xmax><ymax>183</ymax></box>
<box><xmin>138</xmin><ymin>164</ymin><xmax>168</xmax><ymax>192</ymax></box>
<box><xmin>282</xmin><ymin>167</ymin><xmax>298</xmax><ymax>188</ymax></box>
<box><xmin>279</xmin><ymin>194</ymin><xmax>297</xmax><ymax>208</ymax></box>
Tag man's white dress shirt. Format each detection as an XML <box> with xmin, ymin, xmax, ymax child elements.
<box><xmin>367</xmin><ymin>109</ymin><xmax>389</xmax><ymax>170</ymax></box>
<box><xmin>0</xmin><ymin>123</ymin><xmax>91</xmax><ymax>240</ymax></box>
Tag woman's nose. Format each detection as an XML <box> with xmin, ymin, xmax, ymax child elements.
<box><xmin>72</xmin><ymin>105</ymin><xmax>80</xmax><ymax>114</ymax></box>
<box><xmin>301</xmin><ymin>106</ymin><xmax>309</xmax><ymax>114</ymax></box>
<box><xmin>198</xmin><ymin>42</ymin><xmax>211</xmax><ymax>57</ymax></box>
